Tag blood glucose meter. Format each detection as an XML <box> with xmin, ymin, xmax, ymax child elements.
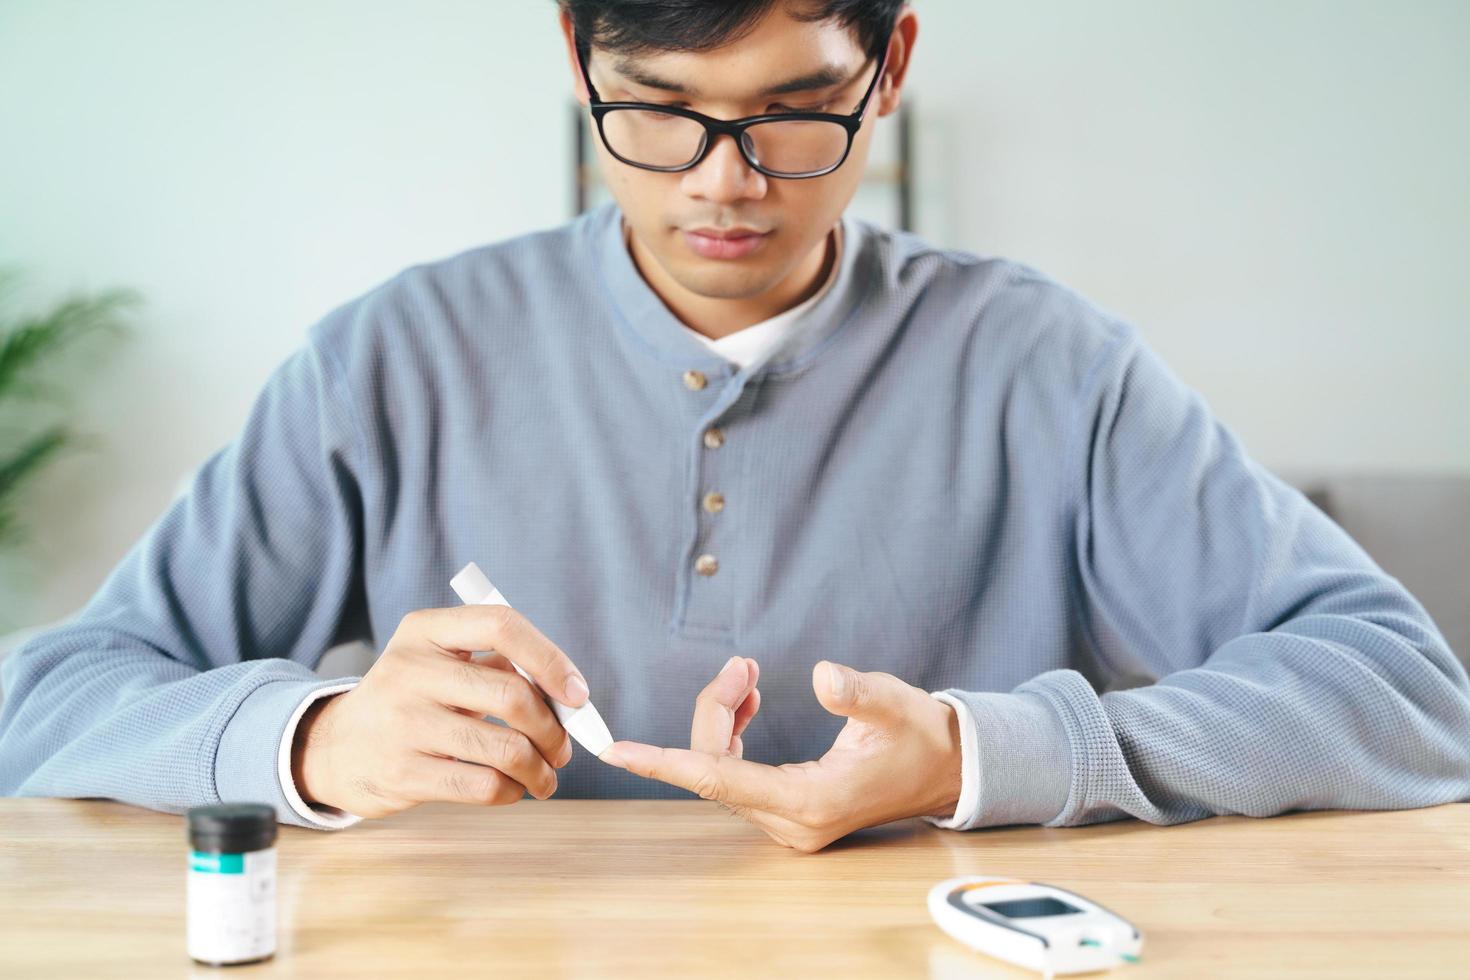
<box><xmin>927</xmin><ymin>876</ymin><xmax>1142</xmax><ymax>976</ymax></box>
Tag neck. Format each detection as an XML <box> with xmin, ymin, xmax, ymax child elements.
<box><xmin>624</xmin><ymin>221</ymin><xmax>838</xmax><ymax>341</ymax></box>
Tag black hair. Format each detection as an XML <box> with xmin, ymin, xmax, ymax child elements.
<box><xmin>558</xmin><ymin>0</ymin><xmax>904</xmax><ymax>57</ymax></box>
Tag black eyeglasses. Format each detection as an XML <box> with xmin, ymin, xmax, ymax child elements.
<box><xmin>574</xmin><ymin>35</ymin><xmax>890</xmax><ymax>180</ymax></box>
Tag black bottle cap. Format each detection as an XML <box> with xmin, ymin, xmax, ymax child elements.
<box><xmin>187</xmin><ymin>803</ymin><xmax>278</xmax><ymax>854</ymax></box>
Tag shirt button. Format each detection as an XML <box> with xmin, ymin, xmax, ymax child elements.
<box><xmin>695</xmin><ymin>554</ymin><xmax>719</xmax><ymax>576</ymax></box>
<box><xmin>682</xmin><ymin>369</ymin><xmax>707</xmax><ymax>391</ymax></box>
<box><xmin>702</xmin><ymin>491</ymin><xmax>725</xmax><ymax>514</ymax></box>
<box><xmin>703</xmin><ymin>427</ymin><xmax>725</xmax><ymax>449</ymax></box>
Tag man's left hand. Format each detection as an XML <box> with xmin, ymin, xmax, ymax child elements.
<box><xmin>600</xmin><ymin>657</ymin><xmax>964</xmax><ymax>853</ymax></box>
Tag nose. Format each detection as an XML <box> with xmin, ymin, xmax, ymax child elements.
<box><xmin>680</xmin><ymin>131</ymin><xmax>768</xmax><ymax>205</ymax></box>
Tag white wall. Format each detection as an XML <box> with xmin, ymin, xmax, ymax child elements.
<box><xmin>0</xmin><ymin>0</ymin><xmax>573</xmax><ymax>631</ymax></box>
<box><xmin>1</xmin><ymin>0</ymin><xmax>1466</xmax><ymax>631</ymax></box>
<box><xmin>907</xmin><ymin>0</ymin><xmax>1470</xmax><ymax>476</ymax></box>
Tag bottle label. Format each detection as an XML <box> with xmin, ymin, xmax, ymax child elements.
<box><xmin>186</xmin><ymin>847</ymin><xmax>276</xmax><ymax>963</ymax></box>
<box><xmin>189</xmin><ymin>851</ymin><xmax>244</xmax><ymax>874</ymax></box>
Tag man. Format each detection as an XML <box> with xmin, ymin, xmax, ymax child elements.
<box><xmin>2</xmin><ymin>0</ymin><xmax>1467</xmax><ymax>854</ymax></box>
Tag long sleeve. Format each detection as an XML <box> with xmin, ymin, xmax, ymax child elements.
<box><xmin>0</xmin><ymin>332</ymin><xmax>372</xmax><ymax>828</ymax></box>
<box><xmin>939</xmin><ymin>321</ymin><xmax>1470</xmax><ymax>829</ymax></box>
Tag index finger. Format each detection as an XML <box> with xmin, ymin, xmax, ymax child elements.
<box><xmin>418</xmin><ymin>605</ymin><xmax>589</xmax><ymax>708</ymax></box>
<box><xmin>601</xmin><ymin>741</ymin><xmax>803</xmax><ymax>814</ymax></box>
<box><xmin>691</xmin><ymin>656</ymin><xmax>758</xmax><ymax>755</ymax></box>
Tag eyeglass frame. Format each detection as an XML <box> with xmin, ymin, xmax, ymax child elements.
<box><xmin>573</xmin><ymin>31</ymin><xmax>892</xmax><ymax>180</ymax></box>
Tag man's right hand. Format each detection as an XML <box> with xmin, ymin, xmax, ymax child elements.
<box><xmin>291</xmin><ymin>604</ymin><xmax>589</xmax><ymax>819</ymax></box>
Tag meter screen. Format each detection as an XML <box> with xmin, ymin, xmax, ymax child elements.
<box><xmin>980</xmin><ymin>896</ymin><xmax>1082</xmax><ymax>919</ymax></box>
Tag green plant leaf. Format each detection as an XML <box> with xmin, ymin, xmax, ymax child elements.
<box><xmin>0</xmin><ymin>272</ymin><xmax>138</xmax><ymax>549</ymax></box>
<box><xmin>0</xmin><ymin>425</ymin><xmax>71</xmax><ymax>496</ymax></box>
<box><xmin>0</xmin><ymin>286</ymin><xmax>138</xmax><ymax>403</ymax></box>
<box><xmin>0</xmin><ymin>425</ymin><xmax>73</xmax><ymax>545</ymax></box>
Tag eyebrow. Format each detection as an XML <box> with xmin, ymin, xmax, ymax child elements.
<box><xmin>608</xmin><ymin>58</ymin><xmax>859</xmax><ymax>98</ymax></box>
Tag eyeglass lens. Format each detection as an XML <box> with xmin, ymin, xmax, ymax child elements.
<box><xmin>600</xmin><ymin>109</ymin><xmax>851</xmax><ymax>176</ymax></box>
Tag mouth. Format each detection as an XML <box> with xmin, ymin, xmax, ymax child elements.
<box><xmin>682</xmin><ymin>226</ymin><xmax>771</xmax><ymax>260</ymax></box>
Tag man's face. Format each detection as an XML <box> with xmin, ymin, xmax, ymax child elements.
<box><xmin>563</xmin><ymin>5</ymin><xmax>901</xmax><ymax>304</ymax></box>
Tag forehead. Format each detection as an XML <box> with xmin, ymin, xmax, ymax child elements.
<box><xmin>591</xmin><ymin>7</ymin><xmax>869</xmax><ymax>100</ymax></box>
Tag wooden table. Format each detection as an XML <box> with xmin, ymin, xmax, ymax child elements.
<box><xmin>2</xmin><ymin>799</ymin><xmax>1467</xmax><ymax>978</ymax></box>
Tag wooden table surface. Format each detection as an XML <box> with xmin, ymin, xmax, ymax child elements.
<box><xmin>2</xmin><ymin>798</ymin><xmax>1467</xmax><ymax>978</ymax></box>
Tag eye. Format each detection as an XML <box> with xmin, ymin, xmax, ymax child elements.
<box><xmin>618</xmin><ymin>94</ymin><xmax>686</xmax><ymax>109</ymax></box>
<box><xmin>773</xmin><ymin>102</ymin><xmax>833</xmax><ymax>114</ymax></box>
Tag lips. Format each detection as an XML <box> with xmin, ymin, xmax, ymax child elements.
<box><xmin>683</xmin><ymin>227</ymin><xmax>770</xmax><ymax>260</ymax></box>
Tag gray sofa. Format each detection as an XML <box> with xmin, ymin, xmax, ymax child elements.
<box><xmin>2</xmin><ymin>472</ymin><xmax>1466</xmax><ymax>697</ymax></box>
<box><xmin>1277</xmin><ymin>470</ymin><xmax>1467</xmax><ymax>669</ymax></box>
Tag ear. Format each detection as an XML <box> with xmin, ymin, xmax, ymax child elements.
<box><xmin>557</xmin><ymin>8</ymin><xmax>592</xmax><ymax>107</ymax></box>
<box><xmin>875</xmin><ymin>6</ymin><xmax>919</xmax><ymax>118</ymax></box>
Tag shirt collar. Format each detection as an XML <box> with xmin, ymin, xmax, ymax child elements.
<box><xmin>674</xmin><ymin>220</ymin><xmax>844</xmax><ymax>370</ymax></box>
<box><xmin>586</xmin><ymin>201</ymin><xmax>869</xmax><ymax>378</ymax></box>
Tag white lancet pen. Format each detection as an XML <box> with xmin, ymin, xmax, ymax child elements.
<box><xmin>449</xmin><ymin>561</ymin><xmax>616</xmax><ymax>760</ymax></box>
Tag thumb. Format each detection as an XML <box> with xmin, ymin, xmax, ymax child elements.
<box><xmin>813</xmin><ymin>661</ymin><xmax>905</xmax><ymax>725</ymax></box>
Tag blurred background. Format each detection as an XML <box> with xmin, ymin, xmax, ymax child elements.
<box><xmin>0</xmin><ymin>1</ymin><xmax>1466</xmax><ymax>652</ymax></box>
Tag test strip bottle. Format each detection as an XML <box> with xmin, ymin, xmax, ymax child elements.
<box><xmin>186</xmin><ymin>803</ymin><xmax>278</xmax><ymax>966</ymax></box>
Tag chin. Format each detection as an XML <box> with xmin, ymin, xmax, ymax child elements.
<box><xmin>672</xmin><ymin>262</ymin><xmax>784</xmax><ymax>301</ymax></box>
<box><xmin>669</xmin><ymin>248</ymin><xmax>793</xmax><ymax>299</ymax></box>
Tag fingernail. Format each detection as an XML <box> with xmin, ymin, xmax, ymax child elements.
<box><xmin>565</xmin><ymin>674</ymin><xmax>589</xmax><ymax>706</ymax></box>
<box><xmin>721</xmin><ymin>655</ymin><xmax>742</xmax><ymax>677</ymax></box>
<box><xmin>599</xmin><ymin>744</ymin><xmax>625</xmax><ymax>767</ymax></box>
<box><xmin>823</xmin><ymin>661</ymin><xmax>846</xmax><ymax>698</ymax></box>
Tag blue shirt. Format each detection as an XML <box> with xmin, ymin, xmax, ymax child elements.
<box><xmin>3</xmin><ymin>202</ymin><xmax>1467</xmax><ymax>831</ymax></box>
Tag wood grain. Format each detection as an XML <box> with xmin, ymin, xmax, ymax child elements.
<box><xmin>2</xmin><ymin>798</ymin><xmax>1467</xmax><ymax>978</ymax></box>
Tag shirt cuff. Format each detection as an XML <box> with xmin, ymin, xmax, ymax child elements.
<box><xmin>276</xmin><ymin>681</ymin><xmax>364</xmax><ymax>829</ymax></box>
<box><xmin>212</xmin><ymin>674</ymin><xmax>364</xmax><ymax>830</ymax></box>
<box><xmin>922</xmin><ymin>689</ymin><xmax>1072</xmax><ymax>830</ymax></box>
